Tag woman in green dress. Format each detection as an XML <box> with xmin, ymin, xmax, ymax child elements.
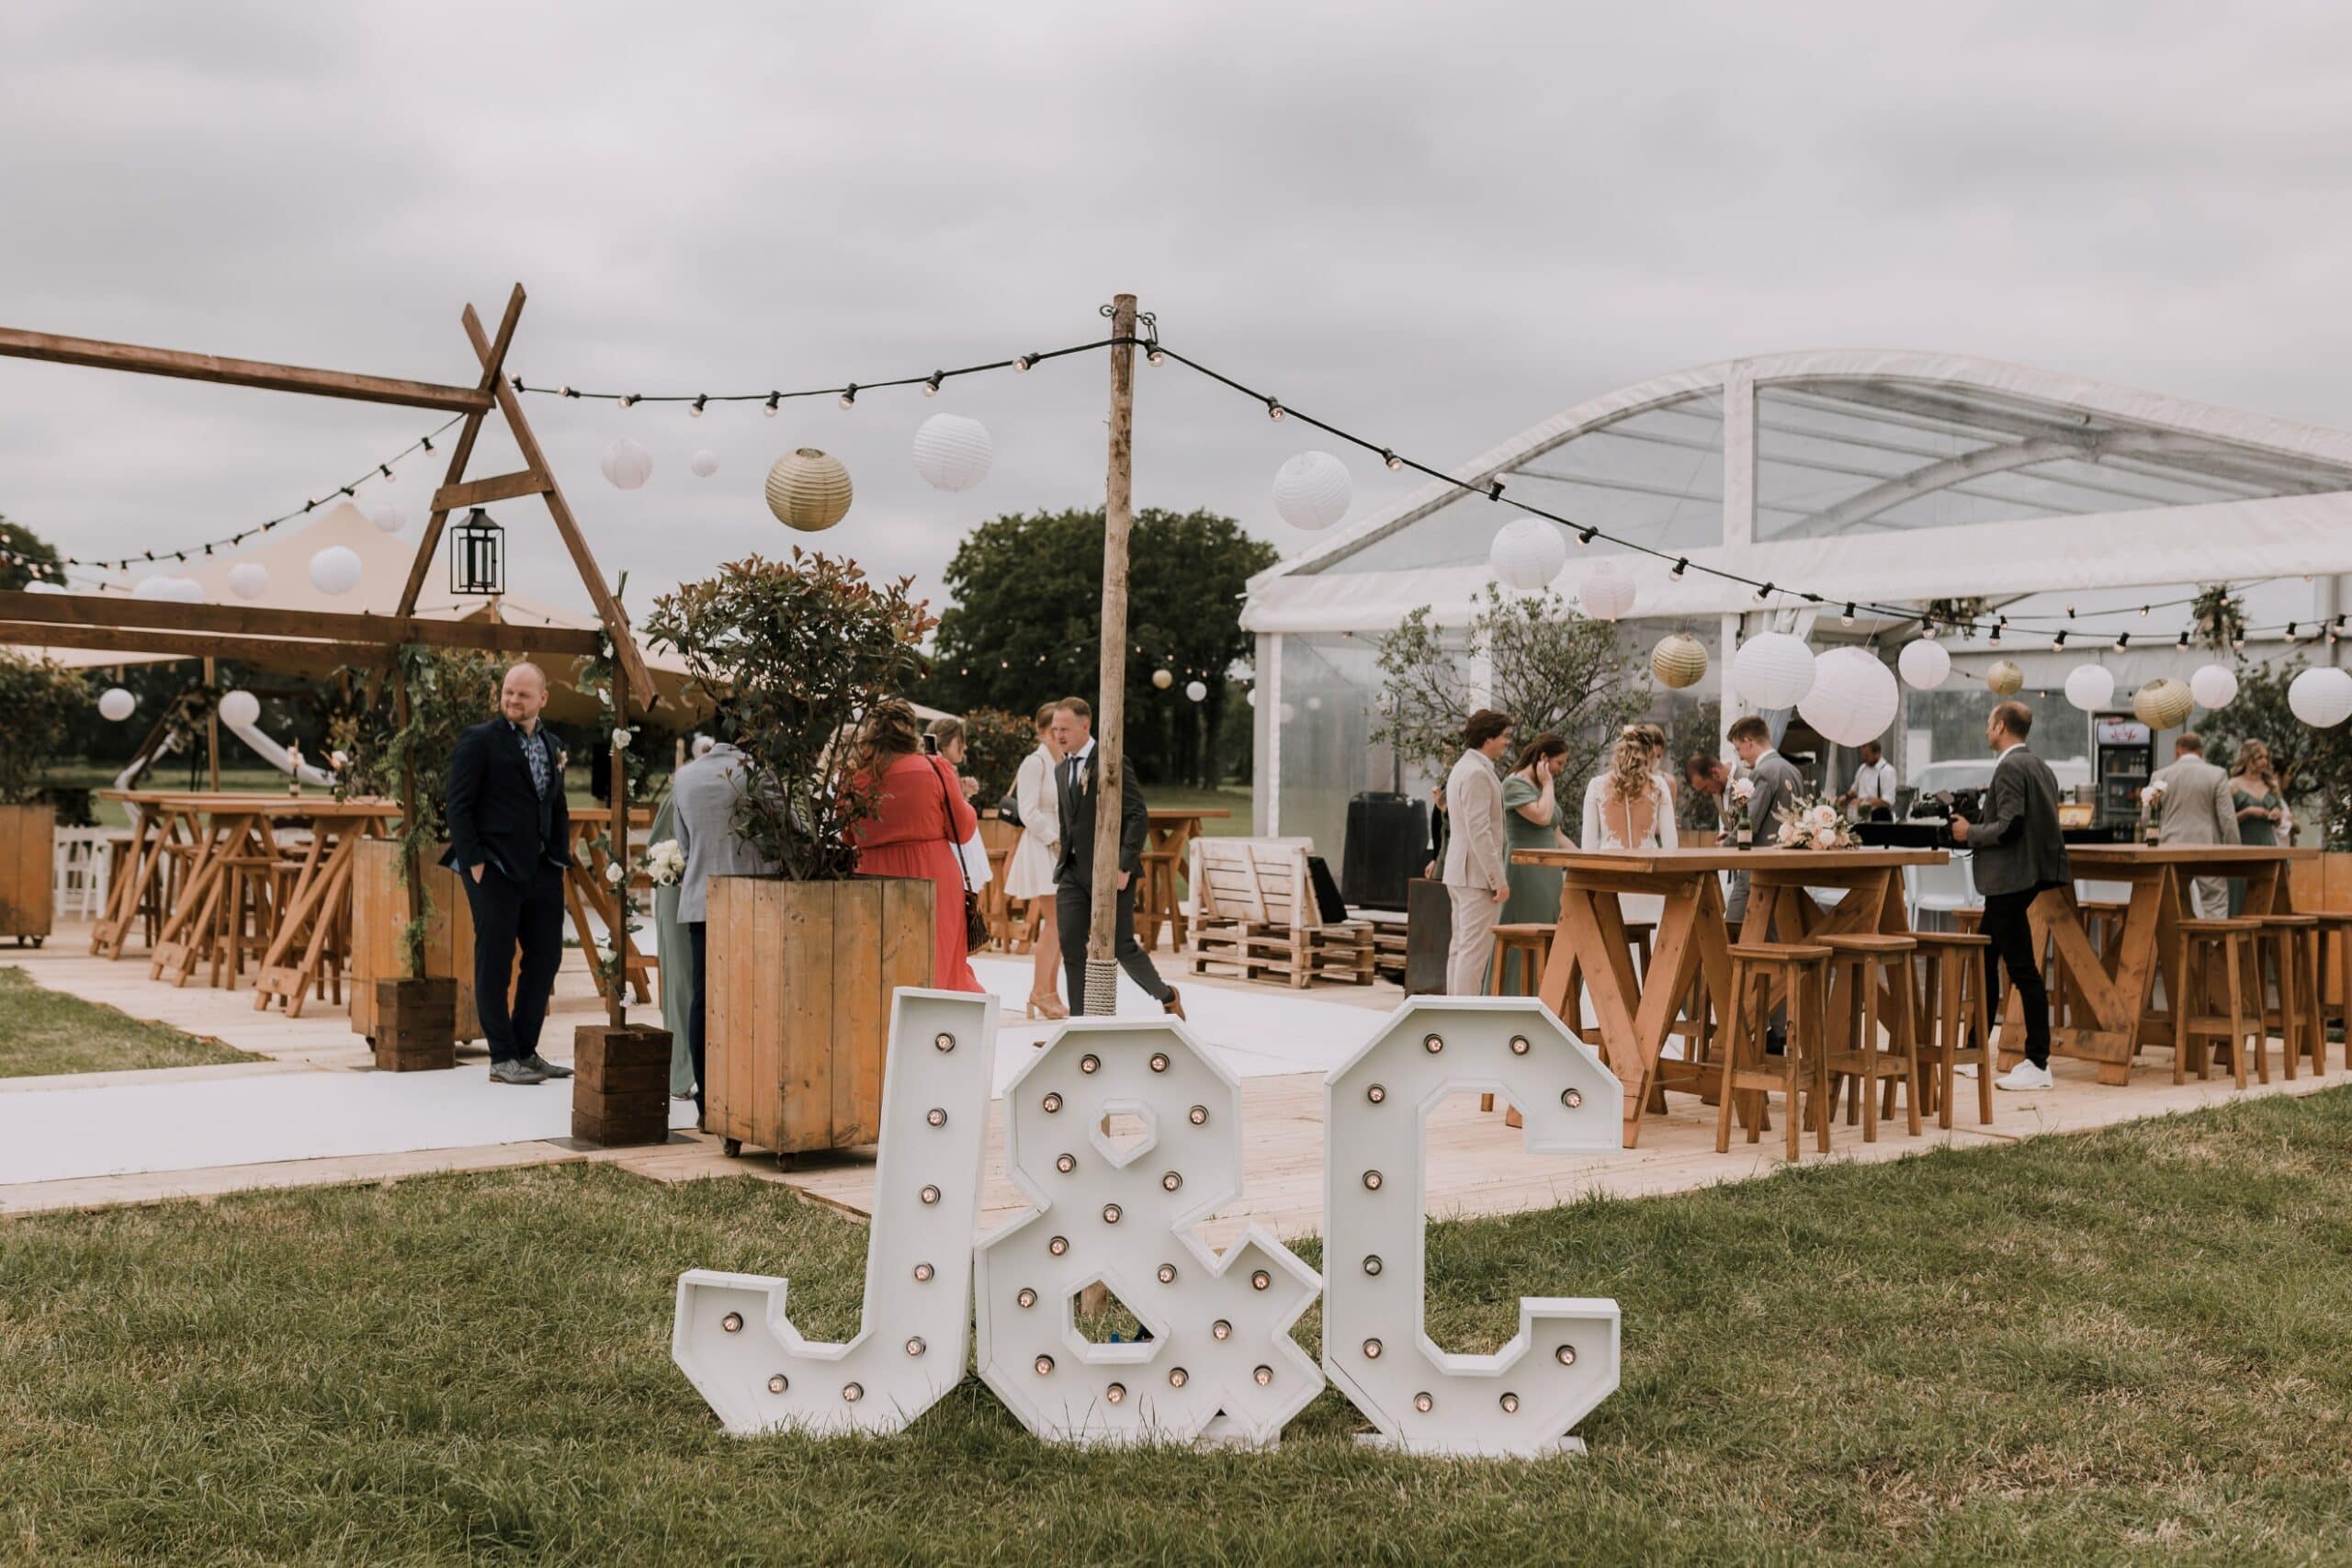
<box><xmin>2226</xmin><ymin>739</ymin><xmax>2286</xmax><ymax>916</ymax></box>
<box><xmin>1495</xmin><ymin>732</ymin><xmax>1570</xmax><ymax>992</ymax></box>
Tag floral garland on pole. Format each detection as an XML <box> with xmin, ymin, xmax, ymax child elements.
<box><xmin>2191</xmin><ymin>583</ymin><xmax>2245</xmax><ymax>652</ymax></box>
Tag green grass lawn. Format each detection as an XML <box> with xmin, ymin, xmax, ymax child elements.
<box><xmin>6</xmin><ymin>1090</ymin><xmax>2351</xmax><ymax>1563</ymax></box>
<box><xmin>0</xmin><ymin>966</ymin><xmax>261</xmax><ymax>1078</ymax></box>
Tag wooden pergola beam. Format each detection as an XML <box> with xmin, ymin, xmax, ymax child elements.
<box><xmin>0</xmin><ymin>621</ymin><xmax>390</xmax><ymax>668</ymax></box>
<box><xmin>432</xmin><ymin>468</ymin><xmax>550</xmax><ymax>512</ymax></box>
<box><xmin>0</xmin><ymin>327</ymin><xmax>494</xmax><ymax>413</ymax></box>
<box><xmin>0</xmin><ymin>591</ymin><xmax>599</xmax><ymax>657</ymax></box>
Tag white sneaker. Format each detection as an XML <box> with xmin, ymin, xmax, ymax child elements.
<box><xmin>1995</xmin><ymin>1062</ymin><xmax>2054</xmax><ymax>1092</ymax></box>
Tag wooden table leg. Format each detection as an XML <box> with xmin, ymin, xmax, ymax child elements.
<box><xmin>92</xmin><ymin>809</ymin><xmax>159</xmax><ymax>958</ymax></box>
<box><xmin>253</xmin><ymin>827</ymin><xmax>352</xmax><ymax>1013</ymax></box>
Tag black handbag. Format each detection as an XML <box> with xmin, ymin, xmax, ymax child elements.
<box><xmin>933</xmin><ymin>757</ymin><xmax>991</xmax><ymax>952</ymax></box>
<box><xmin>997</xmin><ymin>791</ymin><xmax>1023</xmax><ymax>829</ymax></box>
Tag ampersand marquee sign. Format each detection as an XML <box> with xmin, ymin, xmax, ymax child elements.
<box><xmin>674</xmin><ymin>990</ymin><xmax>1623</xmax><ymax>1457</ymax></box>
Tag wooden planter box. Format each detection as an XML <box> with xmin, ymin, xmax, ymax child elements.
<box><xmin>349</xmin><ymin>838</ymin><xmax>485</xmax><ymax>1045</ymax></box>
<box><xmin>705</xmin><ymin>874</ymin><xmax>934</xmax><ymax>1161</ymax></box>
<box><xmin>2289</xmin><ymin>850</ymin><xmax>2352</xmax><ymax>1007</ymax></box>
<box><xmin>571</xmin><ymin>1023</ymin><xmax>673</xmax><ymax>1145</ymax></box>
<box><xmin>0</xmin><ymin>803</ymin><xmax>56</xmax><ymax>946</ymax></box>
<box><xmin>372</xmin><ymin>977</ymin><xmax>458</xmax><ymax>1072</ymax></box>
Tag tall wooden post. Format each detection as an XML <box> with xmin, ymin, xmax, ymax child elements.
<box><xmin>608</xmin><ymin>680</ymin><xmax>629</xmax><ymax>1028</ymax></box>
<box><xmin>203</xmin><ymin>656</ymin><xmax>220</xmax><ymax>791</ymax></box>
<box><xmin>393</xmin><ymin>661</ymin><xmax>422</xmax><ymax>980</ymax></box>
<box><xmin>1085</xmin><ymin>294</ymin><xmax>1140</xmax><ymax>1015</ymax></box>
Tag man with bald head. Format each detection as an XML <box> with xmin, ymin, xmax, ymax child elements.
<box><xmin>443</xmin><ymin>661</ymin><xmax>575</xmax><ymax>1085</ymax></box>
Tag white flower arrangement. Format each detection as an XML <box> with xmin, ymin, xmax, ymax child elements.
<box><xmin>605</xmin><ymin>862</ymin><xmax>626</xmax><ymax>886</ymax></box>
<box><xmin>610</xmin><ymin>727</ymin><xmax>633</xmax><ymax>750</ymax></box>
<box><xmin>642</xmin><ymin>838</ymin><xmax>686</xmax><ymax>887</ymax></box>
<box><xmin>1727</xmin><ymin>777</ymin><xmax>1756</xmax><ymax>806</ymax></box>
<box><xmin>1772</xmin><ymin>792</ymin><xmax>1858</xmax><ymax>851</ymax></box>
<box><xmin>2141</xmin><ymin>779</ymin><xmax>2167</xmax><ymax>804</ymax></box>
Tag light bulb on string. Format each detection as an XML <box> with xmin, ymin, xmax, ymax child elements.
<box><xmin>1577</xmin><ymin>525</ymin><xmax>1597</xmax><ymax>546</ymax></box>
<box><xmin>1840</xmin><ymin>604</ymin><xmax>1855</xmax><ymax>626</ymax></box>
<box><xmin>763</xmin><ymin>393</ymin><xmax>780</xmax><ymax>416</ymax></box>
<box><xmin>621</xmin><ymin>393</ymin><xmax>639</xmax><ymax>409</ymax></box>
<box><xmin>1670</xmin><ymin>558</ymin><xmax>1688</xmax><ymax>580</ymax></box>
<box><xmin>837</xmin><ymin>385</ymin><xmax>857</xmax><ymax>410</ymax></box>
<box><xmin>1382</xmin><ymin>450</ymin><xmax>1403</xmax><ymax>470</ymax></box>
<box><xmin>1014</xmin><ymin>354</ymin><xmax>1036</xmax><ymax>373</ymax></box>
<box><xmin>923</xmin><ymin>371</ymin><xmax>944</xmax><ymax>397</ymax></box>
<box><xmin>1752</xmin><ymin>581</ymin><xmax>1773</xmax><ymax>603</ymax></box>
<box><xmin>1265</xmin><ymin>398</ymin><xmax>1285</xmax><ymax>421</ymax></box>
<box><xmin>2113</xmin><ymin>632</ymin><xmax>2130</xmax><ymax>652</ymax></box>
<box><xmin>690</xmin><ymin>395</ymin><xmax>707</xmax><ymax>418</ymax></box>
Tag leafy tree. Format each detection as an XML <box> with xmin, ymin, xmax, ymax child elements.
<box><xmin>956</xmin><ymin>707</ymin><xmax>1037</xmax><ymax>804</ymax></box>
<box><xmin>0</xmin><ymin>651</ymin><xmax>87</xmax><ymax>804</ymax></box>
<box><xmin>2199</xmin><ymin>655</ymin><xmax>2352</xmax><ymax>849</ymax></box>
<box><xmin>0</xmin><ymin>517</ymin><xmax>64</xmax><ymax>592</ymax></box>
<box><xmin>1373</xmin><ymin>585</ymin><xmax>1649</xmax><ymax>807</ymax></box>
<box><xmin>922</xmin><ymin>509</ymin><xmax>1276</xmax><ymax>787</ymax></box>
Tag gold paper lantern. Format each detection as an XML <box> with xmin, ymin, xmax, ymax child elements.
<box><xmin>764</xmin><ymin>447</ymin><xmax>854</xmax><ymax>531</ymax></box>
<box><xmin>1152</xmin><ymin>668</ymin><xmax>1173</xmax><ymax>690</ymax></box>
<box><xmin>2132</xmin><ymin>676</ymin><xmax>2195</xmax><ymax>729</ymax></box>
<box><xmin>1650</xmin><ymin>632</ymin><xmax>1708</xmax><ymax>690</ymax></box>
<box><xmin>1986</xmin><ymin>660</ymin><xmax>2024</xmax><ymax>696</ymax></box>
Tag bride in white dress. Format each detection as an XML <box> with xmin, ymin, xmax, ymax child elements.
<box><xmin>1580</xmin><ymin>727</ymin><xmax>1679</xmax><ymax>926</ymax></box>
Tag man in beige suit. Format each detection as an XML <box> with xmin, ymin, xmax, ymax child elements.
<box><xmin>1442</xmin><ymin>709</ymin><xmax>1516</xmax><ymax>995</ymax></box>
<box><xmin>2151</xmin><ymin>731</ymin><xmax>2238</xmax><ymax>917</ymax></box>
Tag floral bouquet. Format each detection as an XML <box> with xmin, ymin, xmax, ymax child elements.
<box><xmin>1772</xmin><ymin>795</ymin><xmax>1858</xmax><ymax>852</ymax></box>
<box><xmin>640</xmin><ymin>838</ymin><xmax>686</xmax><ymax>887</ymax></box>
<box><xmin>2138</xmin><ymin>778</ymin><xmax>2166</xmax><ymax>844</ymax></box>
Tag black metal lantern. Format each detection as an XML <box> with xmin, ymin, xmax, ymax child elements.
<box><xmin>451</xmin><ymin>507</ymin><xmax>504</xmax><ymax>596</ymax></box>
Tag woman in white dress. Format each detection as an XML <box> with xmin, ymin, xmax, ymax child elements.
<box><xmin>1006</xmin><ymin>703</ymin><xmax>1068</xmax><ymax>1019</ymax></box>
<box><xmin>1580</xmin><ymin>727</ymin><xmax>1679</xmax><ymax>927</ymax></box>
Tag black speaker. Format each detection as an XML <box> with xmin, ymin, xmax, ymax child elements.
<box><xmin>1342</xmin><ymin>791</ymin><xmax>1427</xmax><ymax>911</ymax></box>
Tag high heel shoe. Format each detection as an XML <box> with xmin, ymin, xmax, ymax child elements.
<box><xmin>1026</xmin><ymin>991</ymin><xmax>1069</xmax><ymax>1021</ymax></box>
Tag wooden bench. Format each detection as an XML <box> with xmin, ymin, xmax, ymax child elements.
<box><xmin>1185</xmin><ymin>837</ymin><xmax>1374</xmax><ymax>989</ymax></box>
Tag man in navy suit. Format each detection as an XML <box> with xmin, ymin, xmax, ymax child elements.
<box><xmin>443</xmin><ymin>662</ymin><xmax>574</xmax><ymax>1085</ymax></box>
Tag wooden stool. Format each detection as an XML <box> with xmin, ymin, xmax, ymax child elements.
<box><xmin>2253</xmin><ymin>913</ymin><xmax>2324</xmax><ymax>1079</ymax></box>
<box><xmin>1485</xmin><ymin>923</ymin><xmax>1555</xmax><ymax>1117</ymax></box>
<box><xmin>2177</xmin><ymin>918</ymin><xmax>2265</xmax><ymax>1088</ymax></box>
<box><xmin>2075</xmin><ymin>899</ymin><xmax>2129</xmax><ymax>956</ymax></box>
<box><xmin>2311</xmin><ymin>909</ymin><xmax>2352</xmax><ymax>1069</ymax></box>
<box><xmin>1819</xmin><ymin>933</ymin><xmax>1923</xmax><ymax>1144</ymax></box>
<box><xmin>1714</xmin><ymin>942</ymin><xmax>1832</xmax><ymax>1161</ymax></box>
<box><xmin>1910</xmin><ymin>931</ymin><xmax>1994</xmax><ymax>1129</ymax></box>
<box><xmin>1137</xmin><ymin>850</ymin><xmax>1183</xmax><ymax>952</ymax></box>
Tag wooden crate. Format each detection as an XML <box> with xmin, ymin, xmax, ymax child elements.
<box><xmin>1362</xmin><ymin>911</ymin><xmax>1408</xmax><ymax>984</ymax></box>
<box><xmin>348</xmin><ymin>838</ymin><xmax>489</xmax><ymax>1044</ymax></box>
<box><xmin>705</xmin><ymin>874</ymin><xmax>934</xmax><ymax>1159</ymax></box>
<box><xmin>371</xmin><ymin>976</ymin><xmax>457</xmax><ymax>1072</ymax></box>
<box><xmin>571</xmin><ymin>1022</ymin><xmax>673</xmax><ymax>1145</ymax></box>
<box><xmin>0</xmin><ymin>803</ymin><xmax>54</xmax><ymax>945</ymax></box>
<box><xmin>1188</xmin><ymin>915</ymin><xmax>1375</xmax><ymax>988</ymax></box>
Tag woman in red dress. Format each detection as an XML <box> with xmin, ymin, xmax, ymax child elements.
<box><xmin>844</xmin><ymin>699</ymin><xmax>984</xmax><ymax>993</ymax></box>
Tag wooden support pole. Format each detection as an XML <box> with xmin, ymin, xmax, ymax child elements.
<box><xmin>608</xmin><ymin>681</ymin><xmax>629</xmax><ymax>1028</ymax></box>
<box><xmin>1085</xmin><ymin>294</ymin><xmax>1139</xmax><ymax>1012</ymax></box>
<box><xmin>204</xmin><ymin>656</ymin><xmax>220</xmax><ymax>792</ymax></box>
<box><xmin>394</xmin><ymin>660</ymin><xmax>424</xmax><ymax>981</ymax></box>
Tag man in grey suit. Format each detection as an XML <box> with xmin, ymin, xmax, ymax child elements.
<box><xmin>2150</xmin><ymin>732</ymin><xmax>2239</xmax><ymax>917</ymax></box>
<box><xmin>669</xmin><ymin>718</ymin><xmax>778</xmax><ymax>1122</ymax></box>
<box><xmin>1723</xmin><ymin>715</ymin><xmax>1804</xmax><ymax>930</ymax></box>
<box><xmin>1442</xmin><ymin>709</ymin><xmax>1515</xmax><ymax>996</ymax></box>
<box><xmin>1951</xmin><ymin>699</ymin><xmax>2072</xmax><ymax>1091</ymax></box>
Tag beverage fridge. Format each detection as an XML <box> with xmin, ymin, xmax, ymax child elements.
<box><xmin>2093</xmin><ymin>713</ymin><xmax>2154</xmax><ymax>828</ymax></box>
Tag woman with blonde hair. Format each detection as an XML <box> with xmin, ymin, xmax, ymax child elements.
<box><xmin>1005</xmin><ymin>702</ymin><xmax>1069</xmax><ymax>1018</ymax></box>
<box><xmin>2226</xmin><ymin>738</ymin><xmax>2286</xmax><ymax>915</ymax></box>
<box><xmin>845</xmin><ymin>698</ymin><xmax>983</xmax><ymax>993</ymax></box>
<box><xmin>1581</xmin><ymin>724</ymin><xmax>1679</xmax><ymax>923</ymax></box>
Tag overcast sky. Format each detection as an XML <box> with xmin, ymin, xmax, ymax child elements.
<box><xmin>7</xmin><ymin>1</ymin><xmax>2352</xmax><ymax>622</ymax></box>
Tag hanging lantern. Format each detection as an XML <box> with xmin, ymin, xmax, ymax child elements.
<box><xmin>2287</xmin><ymin>666</ymin><xmax>2352</xmax><ymax>728</ymax></box>
<box><xmin>1577</xmin><ymin>564</ymin><xmax>1636</xmax><ymax>621</ymax></box>
<box><xmin>912</xmin><ymin>414</ymin><xmax>995</xmax><ymax>491</ymax></box>
<box><xmin>308</xmin><ymin>547</ymin><xmax>363</xmax><ymax>597</ymax></box>
<box><xmin>690</xmin><ymin>449</ymin><xmax>721</xmax><ymax>479</ymax></box>
<box><xmin>2133</xmin><ymin>677</ymin><xmax>2196</xmax><ymax>729</ymax></box>
<box><xmin>1731</xmin><ymin>631</ymin><xmax>1816</xmax><ymax>709</ymax></box>
<box><xmin>2064</xmin><ymin>664</ymin><xmax>2116</xmax><ymax>713</ymax></box>
<box><xmin>368</xmin><ymin>502</ymin><xmax>407</xmax><ymax>535</ymax></box>
<box><xmin>601</xmin><ymin>436</ymin><xmax>654</xmax><ymax>491</ymax></box>
<box><xmin>1896</xmin><ymin>638</ymin><xmax>1951</xmax><ymax>691</ymax></box>
<box><xmin>1986</xmin><ymin>660</ymin><xmax>2025</xmax><ymax>696</ymax></box>
<box><xmin>227</xmin><ymin>563</ymin><xmax>270</xmax><ymax>600</ymax></box>
<box><xmin>1650</xmin><ymin>632</ymin><xmax>1707</xmax><ymax>689</ymax></box>
<box><xmin>22</xmin><ymin>581</ymin><xmax>62</xmax><ymax>595</ymax></box>
<box><xmin>1271</xmin><ymin>451</ymin><xmax>1351</xmax><ymax>532</ymax></box>
<box><xmin>2189</xmin><ymin>664</ymin><xmax>2237</xmax><ymax>711</ymax></box>
<box><xmin>134</xmin><ymin>574</ymin><xmax>203</xmax><ymax>604</ymax></box>
<box><xmin>765</xmin><ymin>447</ymin><xmax>854</xmax><ymax>531</ymax></box>
<box><xmin>451</xmin><ymin>507</ymin><xmax>505</xmax><ymax>596</ymax></box>
<box><xmin>218</xmin><ymin>690</ymin><xmax>261</xmax><ymax>729</ymax></box>
<box><xmin>1184</xmin><ymin>680</ymin><xmax>1208</xmax><ymax>703</ymax></box>
<box><xmin>1152</xmin><ymin>669</ymin><xmax>1173</xmax><ymax>690</ymax></box>
<box><xmin>1797</xmin><ymin>647</ymin><xmax>1898</xmax><ymax>747</ymax></box>
<box><xmin>98</xmin><ymin>686</ymin><xmax>135</xmax><ymax>722</ymax></box>
<box><xmin>1488</xmin><ymin>518</ymin><xmax>1565</xmax><ymax>591</ymax></box>
<box><xmin>1244</xmin><ymin>689</ymin><xmax>1257</xmax><ymax>708</ymax></box>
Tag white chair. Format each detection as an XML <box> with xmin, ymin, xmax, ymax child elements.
<box><xmin>1905</xmin><ymin>852</ymin><xmax>1981</xmax><ymax>933</ymax></box>
<box><xmin>51</xmin><ymin>828</ymin><xmax>119</xmax><ymax>920</ymax></box>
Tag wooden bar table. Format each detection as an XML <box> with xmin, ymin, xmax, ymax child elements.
<box><xmin>2012</xmin><ymin>843</ymin><xmax>2316</xmax><ymax>1083</ymax></box>
<box><xmin>89</xmin><ymin>792</ymin><xmax>202</xmax><ymax>959</ymax></box>
<box><xmin>1518</xmin><ymin>845</ymin><xmax>1947</xmax><ymax>1148</ymax></box>
<box><xmin>1139</xmin><ymin>807</ymin><xmax>1230</xmax><ymax>950</ymax></box>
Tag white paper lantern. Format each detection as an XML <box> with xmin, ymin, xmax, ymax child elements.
<box><xmin>1577</xmin><ymin>565</ymin><xmax>1636</xmax><ymax>622</ymax></box>
<box><xmin>98</xmin><ymin>686</ymin><xmax>135</xmax><ymax>722</ymax></box>
<box><xmin>368</xmin><ymin>502</ymin><xmax>407</xmax><ymax>534</ymax></box>
<box><xmin>1797</xmin><ymin>647</ymin><xmax>1898</xmax><ymax>748</ymax></box>
<box><xmin>1731</xmin><ymin>632</ymin><xmax>1815</xmax><ymax>709</ymax></box>
<box><xmin>1244</xmin><ymin>689</ymin><xmax>1257</xmax><ymax>708</ymax></box>
<box><xmin>133</xmin><ymin>574</ymin><xmax>201</xmax><ymax>603</ymax></box>
<box><xmin>1896</xmin><ymin>638</ymin><xmax>1951</xmax><ymax>691</ymax></box>
<box><xmin>1650</xmin><ymin>633</ymin><xmax>1707</xmax><ymax>690</ymax></box>
<box><xmin>765</xmin><ymin>448</ymin><xmax>854</xmax><ymax>531</ymax></box>
<box><xmin>1184</xmin><ymin>680</ymin><xmax>1207</xmax><ymax>703</ymax></box>
<box><xmin>1488</xmin><ymin>519</ymin><xmax>1566</xmax><ymax>591</ymax></box>
<box><xmin>690</xmin><ymin>449</ymin><xmax>720</xmax><ymax>479</ymax></box>
<box><xmin>22</xmin><ymin>580</ymin><xmax>62</xmax><ymax>595</ymax></box>
<box><xmin>2288</xmin><ymin>666</ymin><xmax>2352</xmax><ymax>728</ymax></box>
<box><xmin>912</xmin><ymin>415</ymin><xmax>994</xmax><ymax>492</ymax></box>
<box><xmin>227</xmin><ymin>563</ymin><xmax>270</xmax><ymax>600</ymax></box>
<box><xmin>2063</xmin><ymin>664</ymin><xmax>2116</xmax><ymax>713</ymax></box>
<box><xmin>131</xmin><ymin>574</ymin><xmax>173</xmax><ymax>601</ymax></box>
<box><xmin>601</xmin><ymin>436</ymin><xmax>654</xmax><ymax>491</ymax></box>
<box><xmin>2189</xmin><ymin>664</ymin><xmax>2238</xmax><ymax>711</ymax></box>
<box><xmin>1272</xmin><ymin>451</ymin><xmax>1351</xmax><ymax>532</ymax></box>
<box><xmin>308</xmin><ymin>546</ymin><xmax>363</xmax><ymax>596</ymax></box>
<box><xmin>218</xmin><ymin>689</ymin><xmax>261</xmax><ymax>729</ymax></box>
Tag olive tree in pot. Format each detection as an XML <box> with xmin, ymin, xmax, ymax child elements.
<box><xmin>644</xmin><ymin>550</ymin><xmax>935</xmax><ymax>1163</ymax></box>
<box><xmin>0</xmin><ymin>652</ymin><xmax>87</xmax><ymax>946</ymax></box>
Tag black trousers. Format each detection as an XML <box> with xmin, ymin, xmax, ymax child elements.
<box><xmin>1981</xmin><ymin>886</ymin><xmax>2052</xmax><ymax>1068</ymax></box>
<box><xmin>459</xmin><ymin>860</ymin><xmax>568</xmax><ymax>1064</ymax></box>
<box><xmin>1057</xmin><ymin>878</ymin><xmax>1171</xmax><ymax>1013</ymax></box>
<box><xmin>686</xmin><ymin>920</ymin><xmax>708</xmax><ymax>1119</ymax></box>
